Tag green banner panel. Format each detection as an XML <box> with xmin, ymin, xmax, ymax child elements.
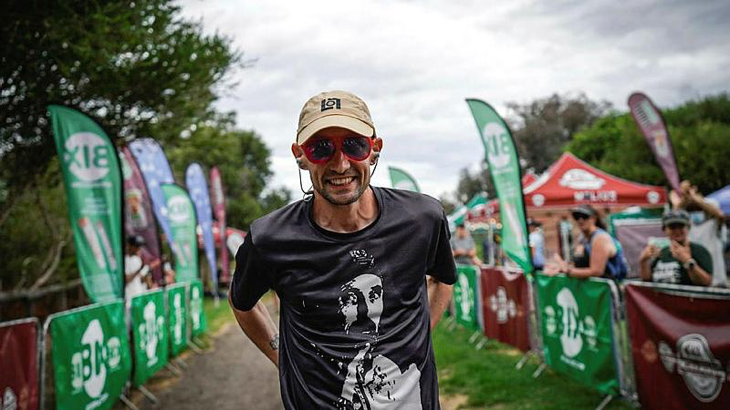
<box><xmin>48</xmin><ymin>105</ymin><xmax>123</xmax><ymax>302</ymax></box>
<box><xmin>189</xmin><ymin>280</ymin><xmax>206</xmax><ymax>338</ymax></box>
<box><xmin>131</xmin><ymin>290</ymin><xmax>168</xmax><ymax>386</ymax></box>
<box><xmin>535</xmin><ymin>274</ymin><xmax>619</xmax><ymax>395</ymax></box>
<box><xmin>50</xmin><ymin>300</ymin><xmax>131</xmax><ymax>410</ymax></box>
<box><xmin>166</xmin><ymin>284</ymin><xmax>188</xmax><ymax>357</ymax></box>
<box><xmin>161</xmin><ymin>184</ymin><xmax>199</xmax><ymax>283</ymax></box>
<box><xmin>453</xmin><ymin>265</ymin><xmax>480</xmax><ymax>331</ymax></box>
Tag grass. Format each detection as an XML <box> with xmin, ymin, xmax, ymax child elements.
<box><xmin>433</xmin><ymin>322</ymin><xmax>633</xmax><ymax>410</ymax></box>
<box><xmin>203</xmin><ymin>295</ymin><xmax>235</xmax><ymax>336</ymax></box>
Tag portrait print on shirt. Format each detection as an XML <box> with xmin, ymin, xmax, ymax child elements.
<box><xmin>336</xmin><ymin>249</ymin><xmax>423</xmax><ymax>410</ymax></box>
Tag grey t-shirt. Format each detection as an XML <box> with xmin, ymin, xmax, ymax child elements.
<box><xmin>450</xmin><ymin>234</ymin><xmax>475</xmax><ymax>265</ymax></box>
<box><xmin>231</xmin><ymin>187</ymin><xmax>457</xmax><ymax>409</ymax></box>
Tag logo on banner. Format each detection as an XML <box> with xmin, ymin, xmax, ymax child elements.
<box><xmin>560</xmin><ymin>169</ymin><xmax>605</xmax><ymax>190</ymax></box>
<box><xmin>167</xmin><ymin>196</ymin><xmax>190</xmax><ymax>223</ymax></box>
<box><xmin>64</xmin><ymin>132</ymin><xmax>111</xmax><ymax>182</ymax></box>
<box><xmin>456</xmin><ymin>273</ymin><xmax>474</xmax><ymax>322</ymax></box>
<box><xmin>657</xmin><ymin>333</ymin><xmax>727</xmax><ymax>403</ymax></box>
<box><xmin>173</xmin><ymin>292</ymin><xmax>184</xmax><ymax>344</ymax></box>
<box><xmin>2</xmin><ymin>387</ymin><xmax>17</xmax><ymax>410</ymax></box>
<box><xmin>70</xmin><ymin>319</ymin><xmax>122</xmax><ymax>402</ymax></box>
<box><xmin>138</xmin><ymin>301</ymin><xmax>165</xmax><ymax>366</ymax></box>
<box><xmin>482</xmin><ymin>122</ymin><xmax>512</xmax><ymax>170</ymax></box>
<box><xmin>489</xmin><ymin>287</ymin><xmax>516</xmax><ymax>324</ymax></box>
<box><xmin>543</xmin><ymin>288</ymin><xmax>597</xmax><ymax>371</ymax></box>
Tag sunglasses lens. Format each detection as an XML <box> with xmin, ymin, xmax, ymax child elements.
<box><xmin>304</xmin><ymin>139</ymin><xmax>335</xmax><ymax>162</ymax></box>
<box><xmin>342</xmin><ymin>137</ymin><xmax>371</xmax><ymax>161</ymax></box>
<box><xmin>572</xmin><ymin>213</ymin><xmax>587</xmax><ymax>220</ymax></box>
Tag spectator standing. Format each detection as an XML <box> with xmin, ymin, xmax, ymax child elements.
<box><xmin>528</xmin><ymin>219</ymin><xmax>545</xmax><ymax>271</ymax></box>
<box><xmin>639</xmin><ymin>210</ymin><xmax>713</xmax><ymax>286</ymax></box>
<box><xmin>451</xmin><ymin>223</ymin><xmax>482</xmax><ymax>265</ymax></box>
<box><xmin>125</xmin><ymin>235</ymin><xmax>150</xmax><ymax>305</ymax></box>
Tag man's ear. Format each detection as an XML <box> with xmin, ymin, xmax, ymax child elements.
<box><xmin>291</xmin><ymin>143</ymin><xmax>307</xmax><ymax>170</ymax></box>
<box><xmin>371</xmin><ymin>137</ymin><xmax>383</xmax><ymax>164</ymax></box>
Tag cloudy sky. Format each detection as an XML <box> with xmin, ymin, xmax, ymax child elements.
<box><xmin>178</xmin><ymin>0</ymin><xmax>730</xmax><ymax>202</ymax></box>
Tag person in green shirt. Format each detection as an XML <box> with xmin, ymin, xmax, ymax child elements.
<box><xmin>639</xmin><ymin>210</ymin><xmax>713</xmax><ymax>286</ymax></box>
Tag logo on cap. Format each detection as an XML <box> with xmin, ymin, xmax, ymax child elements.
<box><xmin>321</xmin><ymin>98</ymin><xmax>341</xmax><ymax>112</ymax></box>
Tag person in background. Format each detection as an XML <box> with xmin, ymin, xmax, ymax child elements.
<box><xmin>671</xmin><ymin>180</ymin><xmax>727</xmax><ymax>287</ymax></box>
<box><xmin>125</xmin><ymin>235</ymin><xmax>150</xmax><ymax>304</ymax></box>
<box><xmin>639</xmin><ymin>210</ymin><xmax>713</xmax><ymax>286</ymax></box>
<box><xmin>528</xmin><ymin>219</ymin><xmax>545</xmax><ymax>271</ymax></box>
<box><xmin>451</xmin><ymin>222</ymin><xmax>482</xmax><ymax>265</ymax></box>
<box><xmin>545</xmin><ymin>204</ymin><xmax>627</xmax><ymax>279</ymax></box>
<box><xmin>162</xmin><ymin>254</ymin><xmax>176</xmax><ymax>285</ymax></box>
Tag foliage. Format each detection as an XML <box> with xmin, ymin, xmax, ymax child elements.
<box><xmin>567</xmin><ymin>93</ymin><xmax>730</xmax><ymax>194</ymax></box>
<box><xmin>433</xmin><ymin>322</ymin><xmax>631</xmax><ymax>409</ymax></box>
<box><xmin>0</xmin><ymin>0</ymin><xmax>241</xmax><ymax>218</ymax></box>
<box><xmin>166</xmin><ymin>122</ymin><xmax>291</xmax><ymax>231</ymax></box>
<box><xmin>506</xmin><ymin>93</ymin><xmax>612</xmax><ymax>173</ymax></box>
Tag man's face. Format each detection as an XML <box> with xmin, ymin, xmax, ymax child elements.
<box><xmin>293</xmin><ymin>127</ymin><xmax>382</xmax><ymax>206</ymax></box>
<box><xmin>664</xmin><ymin>223</ymin><xmax>689</xmax><ymax>243</ymax></box>
<box><xmin>456</xmin><ymin>226</ymin><xmax>467</xmax><ymax>238</ymax></box>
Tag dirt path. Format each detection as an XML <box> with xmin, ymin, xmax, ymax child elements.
<box><xmin>138</xmin><ymin>319</ymin><xmax>283</xmax><ymax>410</ymax></box>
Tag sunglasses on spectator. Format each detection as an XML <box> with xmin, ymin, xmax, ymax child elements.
<box><xmin>301</xmin><ymin>135</ymin><xmax>374</xmax><ymax>164</ymax></box>
<box><xmin>572</xmin><ymin>213</ymin><xmax>591</xmax><ymax>221</ymax></box>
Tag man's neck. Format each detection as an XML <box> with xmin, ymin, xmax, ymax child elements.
<box><xmin>312</xmin><ymin>187</ymin><xmax>379</xmax><ymax>233</ymax></box>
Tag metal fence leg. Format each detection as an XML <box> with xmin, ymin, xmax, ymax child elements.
<box><xmin>468</xmin><ymin>331</ymin><xmax>480</xmax><ymax>344</ymax></box>
<box><xmin>515</xmin><ymin>350</ymin><xmax>533</xmax><ymax>370</ymax></box>
<box><xmin>174</xmin><ymin>357</ymin><xmax>188</xmax><ymax>368</ymax></box>
<box><xmin>119</xmin><ymin>394</ymin><xmax>140</xmax><ymax>410</ymax></box>
<box><xmin>166</xmin><ymin>362</ymin><xmax>182</xmax><ymax>376</ymax></box>
<box><xmin>595</xmin><ymin>394</ymin><xmax>613</xmax><ymax>410</ymax></box>
<box><xmin>532</xmin><ymin>362</ymin><xmax>547</xmax><ymax>378</ymax></box>
<box><xmin>192</xmin><ymin>336</ymin><xmax>206</xmax><ymax>349</ymax></box>
<box><xmin>138</xmin><ymin>385</ymin><xmax>159</xmax><ymax>405</ymax></box>
<box><xmin>188</xmin><ymin>341</ymin><xmax>203</xmax><ymax>354</ymax></box>
<box><xmin>475</xmin><ymin>337</ymin><xmax>487</xmax><ymax>350</ymax></box>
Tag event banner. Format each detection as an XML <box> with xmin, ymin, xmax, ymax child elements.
<box><xmin>48</xmin><ymin>105</ymin><xmax>123</xmax><ymax>302</ymax></box>
<box><xmin>0</xmin><ymin>318</ymin><xmax>39</xmax><ymax>410</ymax></box>
<box><xmin>129</xmin><ymin>138</ymin><xmax>181</xmax><ymax>261</ymax></box>
<box><xmin>119</xmin><ymin>146</ymin><xmax>163</xmax><ymax>284</ymax></box>
<box><xmin>453</xmin><ymin>265</ymin><xmax>481</xmax><ymax>331</ymax></box>
<box><xmin>447</xmin><ymin>193</ymin><xmax>488</xmax><ymax>232</ymax></box>
<box><xmin>189</xmin><ymin>280</ymin><xmax>207</xmax><ymax>338</ymax></box>
<box><xmin>535</xmin><ymin>274</ymin><xmax>619</xmax><ymax>395</ymax></box>
<box><xmin>167</xmin><ymin>284</ymin><xmax>188</xmax><ymax>357</ymax></box>
<box><xmin>185</xmin><ymin>163</ymin><xmax>218</xmax><ymax>294</ymax></box>
<box><xmin>388</xmin><ymin>166</ymin><xmax>420</xmax><ymax>192</ymax></box>
<box><xmin>131</xmin><ymin>290</ymin><xmax>168</xmax><ymax>387</ymax></box>
<box><xmin>210</xmin><ymin>167</ymin><xmax>229</xmax><ymax>283</ymax></box>
<box><xmin>625</xmin><ymin>284</ymin><xmax>730</xmax><ymax>409</ymax></box>
<box><xmin>628</xmin><ymin>92</ymin><xmax>681</xmax><ymax>192</ymax></box>
<box><xmin>480</xmin><ymin>268</ymin><xmax>530</xmax><ymax>352</ymax></box>
<box><xmin>161</xmin><ymin>184</ymin><xmax>199</xmax><ymax>283</ymax></box>
<box><xmin>50</xmin><ymin>300</ymin><xmax>131</xmax><ymax>410</ymax></box>
<box><xmin>466</xmin><ymin>99</ymin><xmax>532</xmax><ymax>274</ymax></box>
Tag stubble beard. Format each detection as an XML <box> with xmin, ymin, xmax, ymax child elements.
<box><xmin>315</xmin><ymin>174</ymin><xmax>368</xmax><ymax>206</ymax></box>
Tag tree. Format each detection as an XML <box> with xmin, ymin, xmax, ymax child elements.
<box><xmin>506</xmin><ymin>93</ymin><xmax>612</xmax><ymax>172</ymax></box>
<box><xmin>166</xmin><ymin>122</ymin><xmax>291</xmax><ymax>231</ymax></box>
<box><xmin>0</xmin><ymin>0</ymin><xmax>242</xmax><ymax>226</ymax></box>
<box><xmin>454</xmin><ymin>165</ymin><xmax>492</xmax><ymax>204</ymax></box>
<box><xmin>567</xmin><ymin>93</ymin><xmax>730</xmax><ymax>194</ymax></box>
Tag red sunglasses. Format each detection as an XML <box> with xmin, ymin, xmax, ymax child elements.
<box><xmin>301</xmin><ymin>136</ymin><xmax>374</xmax><ymax>164</ymax></box>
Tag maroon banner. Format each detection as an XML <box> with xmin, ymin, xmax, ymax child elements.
<box><xmin>210</xmin><ymin>167</ymin><xmax>229</xmax><ymax>283</ymax></box>
<box><xmin>628</xmin><ymin>92</ymin><xmax>681</xmax><ymax>192</ymax></box>
<box><xmin>480</xmin><ymin>267</ymin><xmax>530</xmax><ymax>352</ymax></box>
<box><xmin>625</xmin><ymin>284</ymin><xmax>730</xmax><ymax>409</ymax></box>
<box><xmin>0</xmin><ymin>319</ymin><xmax>39</xmax><ymax>410</ymax></box>
<box><xmin>119</xmin><ymin>146</ymin><xmax>163</xmax><ymax>284</ymax></box>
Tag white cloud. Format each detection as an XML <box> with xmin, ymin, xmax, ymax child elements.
<box><xmin>179</xmin><ymin>0</ymin><xmax>730</xmax><ymax>202</ymax></box>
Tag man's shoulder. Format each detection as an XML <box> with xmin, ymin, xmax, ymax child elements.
<box><xmin>249</xmin><ymin>199</ymin><xmax>309</xmax><ymax>245</ymax></box>
<box><xmin>376</xmin><ymin>187</ymin><xmax>444</xmax><ymax>220</ymax></box>
<box><xmin>689</xmin><ymin>241</ymin><xmax>712</xmax><ymax>259</ymax></box>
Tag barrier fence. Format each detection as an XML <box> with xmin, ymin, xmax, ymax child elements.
<box><xmin>166</xmin><ymin>283</ymin><xmax>188</xmax><ymax>358</ymax></box>
<box><xmin>453</xmin><ymin>265</ymin><xmax>481</xmax><ymax>332</ymax></box>
<box><xmin>479</xmin><ymin>267</ymin><xmax>530</xmax><ymax>352</ymax></box>
<box><xmin>131</xmin><ymin>289</ymin><xmax>169</xmax><ymax>387</ymax></box>
<box><xmin>1</xmin><ymin>317</ymin><xmax>40</xmax><ymax>410</ymax></box>
<box><xmin>625</xmin><ymin>282</ymin><xmax>730</xmax><ymax>409</ymax></box>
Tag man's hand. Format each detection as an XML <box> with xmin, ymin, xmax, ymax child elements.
<box><xmin>670</xmin><ymin>241</ymin><xmax>691</xmax><ymax>264</ymax></box>
<box><xmin>639</xmin><ymin>244</ymin><xmax>660</xmax><ymax>263</ymax></box>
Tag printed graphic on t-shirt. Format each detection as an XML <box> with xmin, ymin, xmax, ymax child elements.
<box><xmin>336</xmin><ymin>249</ymin><xmax>423</xmax><ymax>409</ymax></box>
<box><xmin>653</xmin><ymin>260</ymin><xmax>681</xmax><ymax>283</ymax></box>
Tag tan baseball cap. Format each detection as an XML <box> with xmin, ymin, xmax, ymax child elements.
<box><xmin>296</xmin><ymin>90</ymin><xmax>375</xmax><ymax>145</ymax></box>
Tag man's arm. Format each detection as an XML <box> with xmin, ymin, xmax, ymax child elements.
<box><xmin>229</xmin><ymin>295</ymin><xmax>279</xmax><ymax>367</ymax></box>
<box><xmin>426</xmin><ymin>276</ymin><xmax>453</xmax><ymax>331</ymax></box>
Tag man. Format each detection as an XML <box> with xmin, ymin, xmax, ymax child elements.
<box><xmin>229</xmin><ymin>90</ymin><xmax>456</xmax><ymax>409</ymax></box>
<box><xmin>639</xmin><ymin>210</ymin><xmax>713</xmax><ymax>286</ymax></box>
<box><xmin>124</xmin><ymin>235</ymin><xmax>151</xmax><ymax>305</ymax></box>
<box><xmin>450</xmin><ymin>223</ymin><xmax>481</xmax><ymax>266</ymax></box>
<box><xmin>527</xmin><ymin>219</ymin><xmax>545</xmax><ymax>271</ymax></box>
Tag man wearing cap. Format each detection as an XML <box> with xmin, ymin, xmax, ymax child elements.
<box><xmin>451</xmin><ymin>223</ymin><xmax>481</xmax><ymax>266</ymax></box>
<box><xmin>639</xmin><ymin>210</ymin><xmax>713</xmax><ymax>286</ymax></box>
<box><xmin>229</xmin><ymin>90</ymin><xmax>456</xmax><ymax>409</ymax></box>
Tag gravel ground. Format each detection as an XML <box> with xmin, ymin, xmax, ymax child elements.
<box><xmin>137</xmin><ymin>314</ymin><xmax>283</xmax><ymax>410</ymax></box>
